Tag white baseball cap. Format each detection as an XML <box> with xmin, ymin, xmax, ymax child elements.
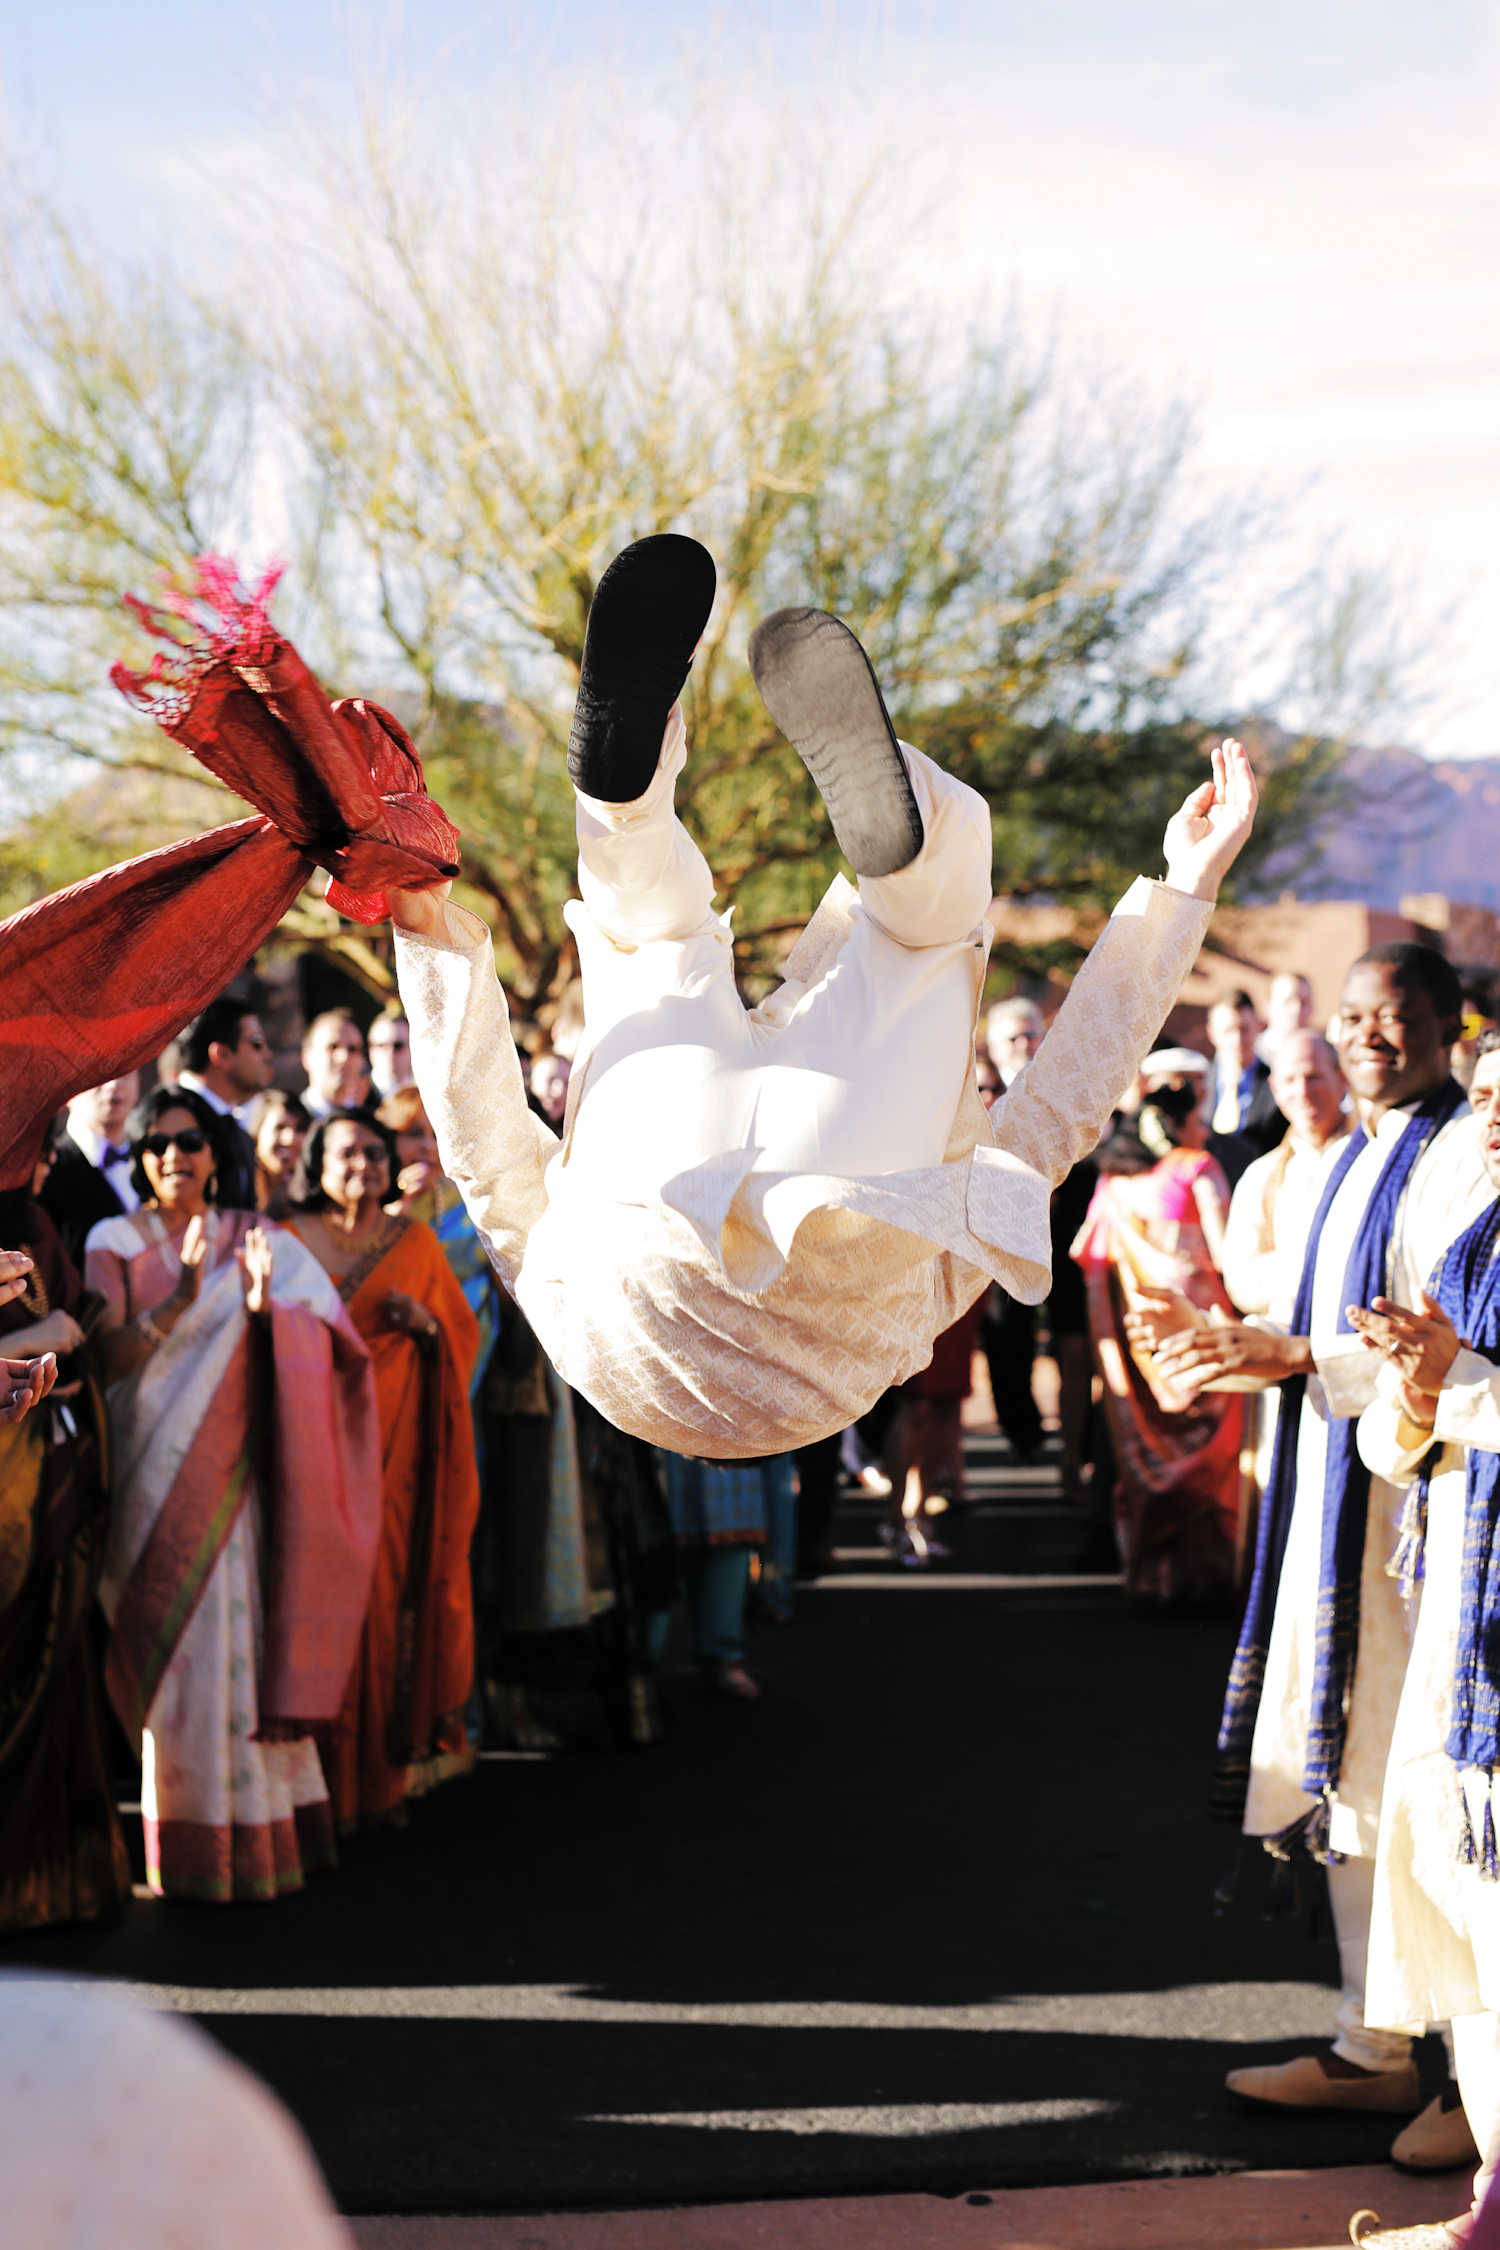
<box><xmin>1141</xmin><ymin>1046</ymin><xmax>1210</xmax><ymax>1079</ymax></box>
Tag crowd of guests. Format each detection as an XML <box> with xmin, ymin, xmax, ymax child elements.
<box><xmin>0</xmin><ymin>986</ymin><xmax>823</xmax><ymax>1930</ymax></box>
<box><xmin>12</xmin><ymin>940</ymin><xmax>1500</xmax><ymax>2238</ymax></box>
<box><xmin>965</xmin><ymin>947</ymin><xmax>1500</xmax><ymax>2240</ymax></box>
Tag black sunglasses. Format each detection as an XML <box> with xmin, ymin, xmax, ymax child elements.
<box><xmin>143</xmin><ymin>1129</ymin><xmax>209</xmax><ymax>1158</ymax></box>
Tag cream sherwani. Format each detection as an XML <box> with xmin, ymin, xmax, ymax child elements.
<box><xmin>1362</xmin><ymin>1306</ymin><xmax>1500</xmax><ymax>2026</ymax></box>
<box><xmin>396</xmin><ymin>711</ymin><xmax>1212</xmax><ymax>1458</ymax></box>
<box><xmin>1222</xmin><ymin>1130</ymin><xmax>1352</xmax><ymax>1505</ymax></box>
<box><xmin>1360</xmin><ymin>1253</ymin><xmax>1500</xmax><ymax>2206</ymax></box>
<box><xmin>1241</xmin><ymin>1104</ymin><xmax>1489</xmax><ymax>2070</ymax></box>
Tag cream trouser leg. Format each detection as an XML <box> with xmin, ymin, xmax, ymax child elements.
<box><xmin>1329</xmin><ymin>1853</ymin><xmax>1418</xmax><ymax>2072</ymax></box>
<box><xmin>569</xmin><ymin>707</ymin><xmax>994</xmax><ymax>1192</ymax></box>
<box><xmin>574</xmin><ymin>706</ymin><xmax>717</xmax><ymax>947</ymax></box>
<box><xmin>574</xmin><ymin>705</ymin><xmax>992</xmax><ymax>951</ymax></box>
<box><xmin>1452</xmin><ymin>2011</ymin><xmax>1500</xmax><ymax>2219</ymax></box>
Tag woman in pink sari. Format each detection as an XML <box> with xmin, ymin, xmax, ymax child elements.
<box><xmin>1072</xmin><ymin>1076</ymin><xmax>1246</xmax><ymax>1601</ymax></box>
<box><xmin>86</xmin><ymin>1086</ymin><xmax>381</xmax><ymax>1902</ymax></box>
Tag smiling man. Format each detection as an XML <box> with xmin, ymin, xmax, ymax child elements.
<box><xmin>1156</xmin><ymin>943</ymin><xmax>1490</xmax><ymax>2149</ymax></box>
<box><xmin>1350</xmin><ymin>1032</ymin><xmax>1500</xmax><ymax>2242</ymax></box>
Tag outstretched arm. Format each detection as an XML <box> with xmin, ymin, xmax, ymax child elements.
<box><xmin>388</xmin><ymin>879</ymin><xmax>556</xmax><ymax>1291</ymax></box>
<box><xmin>990</xmin><ymin>740</ymin><xmax>1258</xmax><ymax>1190</ymax></box>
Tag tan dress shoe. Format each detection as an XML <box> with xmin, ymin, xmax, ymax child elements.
<box><xmin>1391</xmin><ymin>2090</ymin><xmax>1482</xmax><ymax>2173</ymax></box>
<box><xmin>1347</xmin><ymin>2213</ymin><xmax>1466</xmax><ymax>2246</ymax></box>
<box><xmin>1226</xmin><ymin>2051</ymin><xmax>1422</xmax><ymax>2112</ymax></box>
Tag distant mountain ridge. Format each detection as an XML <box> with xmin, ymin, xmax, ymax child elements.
<box><xmin>1269</xmin><ymin>746</ymin><xmax>1500</xmax><ymax>911</ymax></box>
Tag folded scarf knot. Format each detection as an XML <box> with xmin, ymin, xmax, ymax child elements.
<box><xmin>111</xmin><ymin>555</ymin><xmax>461</xmax><ymax>923</ymax></box>
<box><xmin>0</xmin><ymin>556</ymin><xmax>464</xmax><ymax>1192</ymax></box>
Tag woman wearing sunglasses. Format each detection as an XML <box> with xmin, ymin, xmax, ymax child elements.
<box><xmin>82</xmin><ymin>1084</ymin><xmax>382</xmax><ymax>1904</ymax></box>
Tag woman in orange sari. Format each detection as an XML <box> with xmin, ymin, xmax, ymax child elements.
<box><xmin>289</xmin><ymin>1110</ymin><xmax>480</xmax><ymax>1826</ymax></box>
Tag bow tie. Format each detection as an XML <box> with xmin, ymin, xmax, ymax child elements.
<box><xmin>104</xmin><ymin>1146</ymin><xmax>130</xmax><ymax>1165</ymax></box>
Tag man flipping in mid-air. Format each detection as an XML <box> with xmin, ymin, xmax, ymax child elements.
<box><xmin>388</xmin><ymin>534</ymin><xmax>1256</xmax><ymax>1459</ymax></box>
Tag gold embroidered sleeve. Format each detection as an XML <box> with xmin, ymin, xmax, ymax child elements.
<box><xmin>394</xmin><ymin>905</ymin><xmax>557</xmax><ymax>1290</ymax></box>
<box><xmin>989</xmin><ymin>876</ymin><xmax>1214</xmax><ymax>1189</ymax></box>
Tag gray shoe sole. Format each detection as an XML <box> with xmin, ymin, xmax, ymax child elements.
<box><xmin>749</xmin><ymin>608</ymin><xmax>923</xmax><ymax>877</ymax></box>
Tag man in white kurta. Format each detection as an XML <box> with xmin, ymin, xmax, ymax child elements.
<box><xmin>1219</xmin><ymin>1028</ymin><xmax>1351</xmax><ymax>1509</ymax></box>
<box><xmin>1221</xmin><ymin>1030</ymin><xmax>1351</xmax><ymax>1327</ymax></box>
<box><xmin>388</xmin><ymin>549</ymin><xmax>1257</xmax><ymax>1461</ymax></box>
<box><xmin>1155</xmin><ymin>954</ymin><xmax>1490</xmax><ymax>2125</ymax></box>
<box><xmin>1355</xmin><ymin>1041</ymin><xmax>1500</xmax><ymax>2239</ymax></box>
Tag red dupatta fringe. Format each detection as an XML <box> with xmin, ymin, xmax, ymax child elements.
<box><xmin>111</xmin><ymin>554</ymin><xmax>461</xmax><ymax>923</ymax></box>
<box><xmin>110</xmin><ymin>554</ymin><xmax>285</xmax><ymax>727</ymax></box>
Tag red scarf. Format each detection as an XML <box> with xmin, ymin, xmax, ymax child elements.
<box><xmin>0</xmin><ymin>558</ymin><xmax>459</xmax><ymax>1189</ymax></box>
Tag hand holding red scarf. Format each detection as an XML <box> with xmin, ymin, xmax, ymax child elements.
<box><xmin>0</xmin><ymin>558</ymin><xmax>461</xmax><ymax>1189</ymax></box>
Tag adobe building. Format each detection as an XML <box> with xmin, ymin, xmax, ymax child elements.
<box><xmin>985</xmin><ymin>892</ymin><xmax>1500</xmax><ymax>1046</ymax></box>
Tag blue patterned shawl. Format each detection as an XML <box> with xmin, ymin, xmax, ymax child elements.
<box><xmin>1213</xmin><ymin>1077</ymin><xmax>1468</xmax><ymax>1825</ymax></box>
<box><xmin>1428</xmin><ymin>1195</ymin><xmax>1500</xmax><ymax>1775</ymax></box>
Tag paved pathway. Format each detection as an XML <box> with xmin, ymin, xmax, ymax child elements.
<box><xmin>349</xmin><ymin>2166</ymin><xmax>1461</xmax><ymax>2248</ymax></box>
<box><xmin>0</xmin><ymin>1433</ymin><xmax>1458</xmax><ymax>2229</ymax></box>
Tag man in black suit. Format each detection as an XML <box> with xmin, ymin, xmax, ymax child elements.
<box><xmin>40</xmin><ymin>1073</ymin><xmax>140</xmax><ymax>1265</ymax></box>
<box><xmin>1208</xmin><ymin>990</ymin><xmax>1286</xmax><ymax>1160</ymax></box>
<box><xmin>173</xmin><ymin>996</ymin><xmax>275</xmax><ymax>1212</ymax></box>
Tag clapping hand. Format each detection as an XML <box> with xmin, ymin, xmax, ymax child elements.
<box><xmin>1123</xmin><ymin>1286</ymin><xmax>1205</xmax><ymax>1357</ymax></box>
<box><xmin>1346</xmin><ymin>1290</ymin><xmax>1462</xmax><ymax>1423</ymax></box>
<box><xmin>1162</xmin><ymin>739</ymin><xmax>1259</xmax><ymax>903</ymax></box>
<box><xmin>384</xmin><ymin>1288</ymin><xmax>436</xmax><ymax>1340</ymax></box>
<box><xmin>237</xmin><ymin>1226</ymin><xmax>275</xmax><ymax>1318</ymax></box>
<box><xmin>0</xmin><ymin>1249</ymin><xmax>35</xmax><ymax>1309</ymax></box>
<box><xmin>1152</xmin><ymin>1313</ymin><xmax>1308</xmax><ymax>1392</ymax></box>
<box><xmin>0</xmin><ymin>1352</ymin><xmax>57</xmax><ymax>1424</ymax></box>
<box><xmin>174</xmin><ymin>1214</ymin><xmax>210</xmax><ymax>1305</ymax></box>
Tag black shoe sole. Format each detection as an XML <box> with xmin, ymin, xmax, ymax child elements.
<box><xmin>568</xmin><ymin>534</ymin><xmax>716</xmax><ymax>801</ymax></box>
<box><xmin>748</xmin><ymin>607</ymin><xmax>923</xmax><ymax>876</ymax></box>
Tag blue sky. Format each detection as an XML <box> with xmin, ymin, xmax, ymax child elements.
<box><xmin>3</xmin><ymin>0</ymin><xmax>1498</xmax><ymax>752</ymax></box>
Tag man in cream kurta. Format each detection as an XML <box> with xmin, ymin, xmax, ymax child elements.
<box><xmin>1155</xmin><ymin>953</ymin><xmax>1490</xmax><ymax>2128</ymax></box>
<box><xmin>1354</xmin><ymin>1043</ymin><xmax>1500</xmax><ymax>2238</ymax></box>
<box><xmin>389</xmin><ymin>550</ymin><xmax>1256</xmax><ymax>1462</ymax></box>
<box><xmin>1221</xmin><ymin>1030</ymin><xmax>1351</xmax><ymax>1328</ymax></box>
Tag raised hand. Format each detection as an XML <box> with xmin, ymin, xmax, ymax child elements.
<box><xmin>174</xmin><ymin>1214</ymin><xmax>210</xmax><ymax>1305</ymax></box>
<box><xmin>0</xmin><ymin>1249</ymin><xmax>35</xmax><ymax>1309</ymax></box>
<box><xmin>238</xmin><ymin>1226</ymin><xmax>275</xmax><ymax>1318</ymax></box>
<box><xmin>1162</xmin><ymin>738</ymin><xmax>1259</xmax><ymax>904</ymax></box>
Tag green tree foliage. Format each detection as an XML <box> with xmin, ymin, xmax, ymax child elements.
<box><xmin>0</xmin><ymin>104</ymin><xmax>1398</xmax><ymax>1003</ymax></box>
